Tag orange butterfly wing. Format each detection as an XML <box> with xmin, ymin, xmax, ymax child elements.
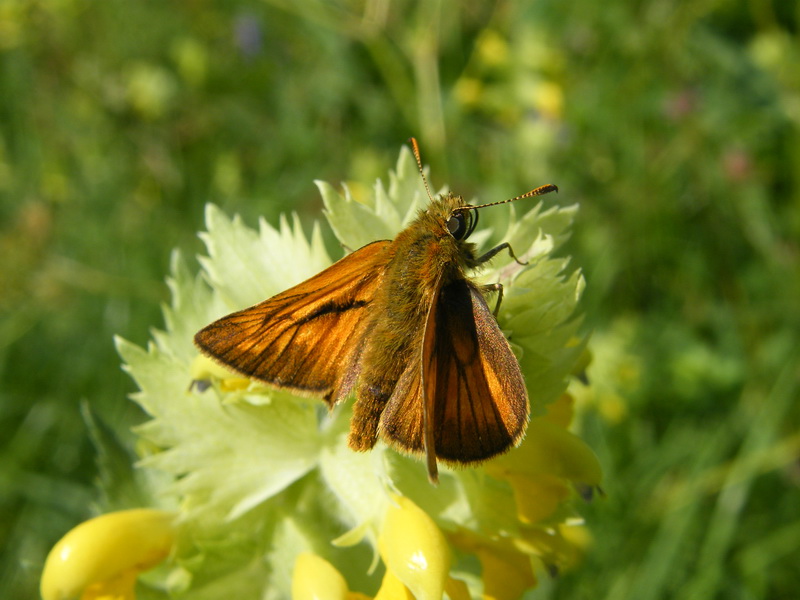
<box><xmin>194</xmin><ymin>240</ymin><xmax>393</xmax><ymax>404</ymax></box>
<box><xmin>378</xmin><ymin>277</ymin><xmax>529</xmax><ymax>481</ymax></box>
<box><xmin>377</xmin><ymin>353</ymin><xmax>425</xmax><ymax>446</ymax></box>
<box><xmin>424</xmin><ymin>278</ymin><xmax>529</xmax><ymax>462</ymax></box>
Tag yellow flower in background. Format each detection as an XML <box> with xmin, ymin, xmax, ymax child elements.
<box><xmin>531</xmin><ymin>80</ymin><xmax>564</xmax><ymax>120</ymax></box>
<box><xmin>476</xmin><ymin>29</ymin><xmax>510</xmax><ymax>68</ymax></box>
<box><xmin>43</xmin><ymin>144</ymin><xmax>599</xmax><ymax>599</ymax></box>
<box><xmin>40</xmin><ymin>509</ymin><xmax>175</xmax><ymax>600</ymax></box>
<box><xmin>124</xmin><ymin>62</ymin><xmax>176</xmax><ymax>120</ymax></box>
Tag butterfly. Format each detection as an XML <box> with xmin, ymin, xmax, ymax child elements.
<box><xmin>194</xmin><ymin>139</ymin><xmax>558</xmax><ymax>483</ymax></box>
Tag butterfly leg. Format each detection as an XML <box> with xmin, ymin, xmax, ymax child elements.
<box><xmin>480</xmin><ymin>282</ymin><xmax>504</xmax><ymax>317</ymax></box>
<box><xmin>475</xmin><ymin>242</ymin><xmax>527</xmax><ymax>266</ymax></box>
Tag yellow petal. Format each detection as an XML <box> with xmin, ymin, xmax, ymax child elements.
<box><xmin>80</xmin><ymin>569</ymin><xmax>137</xmax><ymax>600</ymax></box>
<box><xmin>292</xmin><ymin>553</ymin><xmax>349</xmax><ymax>600</ymax></box>
<box><xmin>372</xmin><ymin>564</ymin><xmax>470</xmax><ymax>600</ymax></box>
<box><xmin>539</xmin><ymin>393</ymin><xmax>574</xmax><ymax>429</ymax></box>
<box><xmin>449</xmin><ymin>531</ymin><xmax>535</xmax><ymax>600</ymax></box>
<box><xmin>378</xmin><ymin>496</ymin><xmax>451</xmax><ymax>600</ymax></box>
<box><xmin>489</xmin><ymin>420</ymin><xmax>602</xmax><ymax>486</ymax></box>
<box><xmin>41</xmin><ymin>509</ymin><xmax>175</xmax><ymax>600</ymax></box>
<box><xmin>505</xmin><ymin>473</ymin><xmax>571</xmax><ymax>524</ymax></box>
<box><xmin>189</xmin><ymin>354</ymin><xmax>250</xmax><ymax>391</ymax></box>
<box><xmin>518</xmin><ymin>526</ymin><xmax>584</xmax><ymax>573</ymax></box>
<box><xmin>479</xmin><ymin>546</ymin><xmax>536</xmax><ymax>600</ymax></box>
<box><xmin>444</xmin><ymin>577</ymin><xmax>471</xmax><ymax>600</ymax></box>
<box><xmin>374</xmin><ymin>570</ymin><xmax>415</xmax><ymax>600</ymax></box>
<box><xmin>189</xmin><ymin>354</ymin><xmax>228</xmax><ymax>381</ymax></box>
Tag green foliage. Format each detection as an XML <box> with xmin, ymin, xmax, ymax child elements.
<box><xmin>1</xmin><ymin>0</ymin><xmax>797</xmax><ymax>598</ymax></box>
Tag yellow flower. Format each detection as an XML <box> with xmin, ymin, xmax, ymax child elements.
<box><xmin>485</xmin><ymin>395</ymin><xmax>601</xmax><ymax>525</ymax></box>
<box><xmin>378</xmin><ymin>495</ymin><xmax>452</xmax><ymax>600</ymax></box>
<box><xmin>448</xmin><ymin>530</ymin><xmax>536</xmax><ymax>600</ymax></box>
<box><xmin>292</xmin><ymin>496</ymin><xmax>471</xmax><ymax>600</ymax></box>
<box><xmin>476</xmin><ymin>29</ymin><xmax>509</xmax><ymax>68</ymax></box>
<box><xmin>292</xmin><ymin>552</ymin><xmax>370</xmax><ymax>600</ymax></box>
<box><xmin>532</xmin><ymin>80</ymin><xmax>564</xmax><ymax>120</ymax></box>
<box><xmin>40</xmin><ymin>509</ymin><xmax>175</xmax><ymax>600</ymax></box>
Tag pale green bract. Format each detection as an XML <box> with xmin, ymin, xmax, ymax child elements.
<box><xmin>114</xmin><ymin>145</ymin><xmax>590</xmax><ymax>598</ymax></box>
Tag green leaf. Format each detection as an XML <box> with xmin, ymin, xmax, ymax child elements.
<box><xmin>320</xmin><ymin>143</ymin><xmax>431</xmax><ymax>250</ymax></box>
<box><xmin>198</xmin><ymin>204</ymin><xmax>332</xmax><ymax>312</ymax></box>
<box><xmin>81</xmin><ymin>401</ymin><xmax>151</xmax><ymax>512</ymax></box>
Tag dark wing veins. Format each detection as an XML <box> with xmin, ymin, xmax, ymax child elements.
<box><xmin>292</xmin><ymin>298</ymin><xmax>370</xmax><ymax>326</ymax></box>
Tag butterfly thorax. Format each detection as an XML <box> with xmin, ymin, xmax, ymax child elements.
<box><xmin>349</xmin><ymin>193</ymin><xmax>483</xmax><ymax>451</ymax></box>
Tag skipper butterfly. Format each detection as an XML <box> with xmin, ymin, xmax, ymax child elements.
<box><xmin>195</xmin><ymin>139</ymin><xmax>557</xmax><ymax>483</ymax></box>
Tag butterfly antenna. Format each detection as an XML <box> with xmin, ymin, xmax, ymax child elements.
<box><xmin>457</xmin><ymin>183</ymin><xmax>559</xmax><ymax>212</ymax></box>
<box><xmin>409</xmin><ymin>137</ymin><xmax>435</xmax><ymax>203</ymax></box>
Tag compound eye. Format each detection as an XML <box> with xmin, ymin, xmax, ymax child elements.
<box><xmin>447</xmin><ymin>212</ymin><xmax>468</xmax><ymax>239</ymax></box>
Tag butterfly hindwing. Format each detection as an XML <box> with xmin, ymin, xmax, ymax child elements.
<box><xmin>377</xmin><ymin>357</ymin><xmax>425</xmax><ymax>448</ymax></box>
<box><xmin>378</xmin><ymin>276</ymin><xmax>529</xmax><ymax>481</ymax></box>
<box><xmin>194</xmin><ymin>240</ymin><xmax>393</xmax><ymax>404</ymax></box>
<box><xmin>423</xmin><ymin>278</ymin><xmax>529</xmax><ymax>463</ymax></box>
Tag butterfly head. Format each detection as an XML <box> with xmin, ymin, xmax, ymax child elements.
<box><xmin>421</xmin><ymin>192</ymin><xmax>479</xmax><ymax>242</ymax></box>
<box><xmin>409</xmin><ymin>137</ymin><xmax>558</xmax><ymax>245</ymax></box>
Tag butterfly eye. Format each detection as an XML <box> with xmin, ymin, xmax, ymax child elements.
<box><xmin>447</xmin><ymin>212</ymin><xmax>469</xmax><ymax>239</ymax></box>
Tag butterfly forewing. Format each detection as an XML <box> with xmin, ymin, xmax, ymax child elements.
<box><xmin>195</xmin><ymin>240</ymin><xmax>393</xmax><ymax>404</ymax></box>
<box><xmin>423</xmin><ymin>279</ymin><xmax>529</xmax><ymax>463</ymax></box>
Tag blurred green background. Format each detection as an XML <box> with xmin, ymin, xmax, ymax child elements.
<box><xmin>1</xmin><ymin>1</ymin><xmax>798</xmax><ymax>598</ymax></box>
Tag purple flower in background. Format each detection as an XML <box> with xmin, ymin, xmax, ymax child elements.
<box><xmin>234</xmin><ymin>13</ymin><xmax>263</xmax><ymax>60</ymax></box>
